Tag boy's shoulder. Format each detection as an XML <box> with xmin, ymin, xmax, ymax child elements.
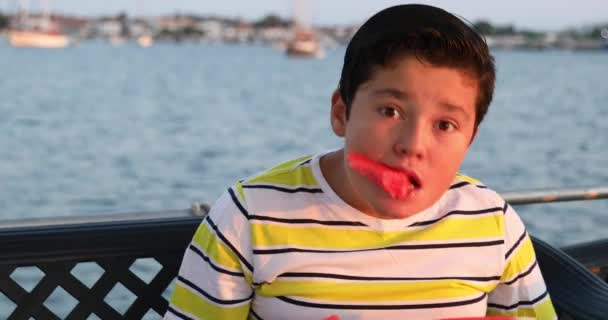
<box><xmin>447</xmin><ymin>173</ymin><xmax>506</xmax><ymax>208</ymax></box>
<box><xmin>239</xmin><ymin>154</ymin><xmax>320</xmax><ymax>188</ymax></box>
<box><xmin>228</xmin><ymin>154</ymin><xmax>323</xmax><ymax>209</ymax></box>
<box><xmin>452</xmin><ymin>173</ymin><xmax>485</xmax><ymax>188</ymax></box>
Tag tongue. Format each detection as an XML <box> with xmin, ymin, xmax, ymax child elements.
<box><xmin>347</xmin><ymin>151</ymin><xmax>415</xmax><ymax>200</ymax></box>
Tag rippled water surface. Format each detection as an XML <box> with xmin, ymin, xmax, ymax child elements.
<box><xmin>1</xmin><ymin>42</ymin><xmax>607</xmax><ymax>246</ymax></box>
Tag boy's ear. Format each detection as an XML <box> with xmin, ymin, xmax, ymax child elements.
<box><xmin>330</xmin><ymin>89</ymin><xmax>347</xmax><ymax>137</ymax></box>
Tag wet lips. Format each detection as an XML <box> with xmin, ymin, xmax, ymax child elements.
<box><xmin>347</xmin><ymin>151</ymin><xmax>419</xmax><ymax>200</ymax></box>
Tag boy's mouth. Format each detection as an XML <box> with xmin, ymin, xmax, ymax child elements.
<box><xmin>347</xmin><ymin>151</ymin><xmax>422</xmax><ymax>200</ymax></box>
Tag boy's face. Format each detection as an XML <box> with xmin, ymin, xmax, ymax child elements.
<box><xmin>330</xmin><ymin>55</ymin><xmax>478</xmax><ymax>219</ymax></box>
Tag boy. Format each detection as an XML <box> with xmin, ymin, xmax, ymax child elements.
<box><xmin>165</xmin><ymin>4</ymin><xmax>557</xmax><ymax>320</ymax></box>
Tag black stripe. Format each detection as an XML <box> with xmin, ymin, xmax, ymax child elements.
<box><xmin>449</xmin><ymin>181</ymin><xmax>488</xmax><ymax>190</ymax></box>
<box><xmin>250</xmin><ymin>309</ymin><xmax>264</xmax><ymax>320</ymax></box>
<box><xmin>502</xmin><ymin>201</ymin><xmax>509</xmax><ymax>215</ymax></box>
<box><xmin>409</xmin><ymin>207</ymin><xmax>503</xmax><ymax>227</ymax></box>
<box><xmin>166</xmin><ymin>306</ymin><xmax>195</xmax><ymax>320</ymax></box>
<box><xmin>189</xmin><ymin>244</ymin><xmax>245</xmax><ymax>278</ymax></box>
<box><xmin>383</xmin><ymin>240</ymin><xmax>503</xmax><ymax>250</ymax></box>
<box><xmin>488</xmin><ymin>290</ymin><xmax>549</xmax><ymax>310</ymax></box>
<box><xmin>505</xmin><ymin>230</ymin><xmax>527</xmax><ymax>260</ymax></box>
<box><xmin>294</xmin><ymin>158</ymin><xmax>312</xmax><ymax>168</ymax></box>
<box><xmin>254</xmin><ymin>239</ymin><xmax>504</xmax><ymax>255</ymax></box>
<box><xmin>242</xmin><ymin>184</ymin><xmax>323</xmax><ymax>194</ymax></box>
<box><xmin>206</xmin><ymin>216</ymin><xmax>254</xmax><ymax>272</ymax></box>
<box><xmin>254</xmin><ymin>247</ymin><xmax>372</xmax><ymax>255</ymax></box>
<box><xmin>504</xmin><ymin>260</ymin><xmax>538</xmax><ymax>285</ymax></box>
<box><xmin>178</xmin><ymin>275</ymin><xmax>254</xmax><ymax>305</ymax></box>
<box><xmin>449</xmin><ymin>181</ymin><xmax>470</xmax><ymax>189</ymax></box>
<box><xmin>277</xmin><ymin>292</ymin><xmax>487</xmax><ymax>310</ymax></box>
<box><xmin>249</xmin><ymin>215</ymin><xmax>367</xmax><ymax>226</ymax></box>
<box><xmin>228</xmin><ymin>187</ymin><xmax>250</xmax><ymax>219</ymax></box>
<box><xmin>280</xmin><ymin>272</ymin><xmax>501</xmax><ymax>282</ymax></box>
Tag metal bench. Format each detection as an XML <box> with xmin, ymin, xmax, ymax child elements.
<box><xmin>0</xmin><ymin>208</ymin><xmax>206</xmax><ymax>320</ymax></box>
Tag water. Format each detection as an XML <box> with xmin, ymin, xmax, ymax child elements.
<box><xmin>0</xmin><ymin>41</ymin><xmax>607</xmax><ymax>247</ymax></box>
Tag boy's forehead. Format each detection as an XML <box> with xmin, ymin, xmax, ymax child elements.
<box><xmin>360</xmin><ymin>57</ymin><xmax>479</xmax><ymax>90</ymax></box>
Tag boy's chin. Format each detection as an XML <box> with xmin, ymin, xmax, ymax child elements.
<box><xmin>365</xmin><ymin>188</ymin><xmax>429</xmax><ymax>219</ymax></box>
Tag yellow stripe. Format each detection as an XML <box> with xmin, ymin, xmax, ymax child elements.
<box><xmin>487</xmin><ymin>307</ymin><xmax>535</xmax><ymax>318</ymax></box>
<box><xmin>455</xmin><ymin>173</ymin><xmax>483</xmax><ymax>186</ymax></box>
<box><xmin>234</xmin><ymin>182</ymin><xmax>246</xmax><ymax>205</ymax></box>
<box><xmin>171</xmin><ymin>283</ymin><xmax>251</xmax><ymax>319</ymax></box>
<box><xmin>535</xmin><ymin>297</ymin><xmax>557</xmax><ymax>319</ymax></box>
<box><xmin>192</xmin><ymin>223</ymin><xmax>242</xmax><ymax>271</ymax></box>
<box><xmin>263</xmin><ymin>154</ymin><xmax>313</xmax><ymax>173</ymax></box>
<box><xmin>252</xmin><ymin>214</ymin><xmax>503</xmax><ymax>249</ymax></box>
<box><xmin>487</xmin><ymin>295</ymin><xmax>556</xmax><ymax>319</ymax></box>
<box><xmin>501</xmin><ymin>236</ymin><xmax>536</xmax><ymax>282</ymax></box>
<box><xmin>244</xmin><ymin>156</ymin><xmax>318</xmax><ymax>187</ymax></box>
<box><xmin>191</xmin><ymin>221</ymin><xmax>254</xmax><ymax>284</ymax></box>
<box><xmin>257</xmin><ymin>279</ymin><xmax>494</xmax><ymax>302</ymax></box>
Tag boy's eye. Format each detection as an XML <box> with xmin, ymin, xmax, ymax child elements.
<box><xmin>437</xmin><ymin>120</ymin><xmax>457</xmax><ymax>132</ymax></box>
<box><xmin>379</xmin><ymin>106</ymin><xmax>401</xmax><ymax>118</ymax></box>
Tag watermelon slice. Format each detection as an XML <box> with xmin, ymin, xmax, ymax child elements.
<box><xmin>347</xmin><ymin>151</ymin><xmax>419</xmax><ymax>200</ymax></box>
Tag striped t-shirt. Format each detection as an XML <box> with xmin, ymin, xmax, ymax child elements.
<box><xmin>165</xmin><ymin>152</ymin><xmax>557</xmax><ymax>320</ymax></box>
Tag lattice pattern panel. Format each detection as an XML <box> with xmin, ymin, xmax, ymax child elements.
<box><xmin>0</xmin><ymin>254</ymin><xmax>181</xmax><ymax>320</ymax></box>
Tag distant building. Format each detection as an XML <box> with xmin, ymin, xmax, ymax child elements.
<box><xmin>486</xmin><ymin>35</ymin><xmax>527</xmax><ymax>49</ymax></box>
<box><xmin>198</xmin><ymin>19</ymin><xmax>223</xmax><ymax>41</ymax></box>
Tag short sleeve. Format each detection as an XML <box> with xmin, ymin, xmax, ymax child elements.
<box><xmin>486</xmin><ymin>203</ymin><xmax>557</xmax><ymax>319</ymax></box>
<box><xmin>165</xmin><ymin>186</ymin><xmax>254</xmax><ymax>320</ymax></box>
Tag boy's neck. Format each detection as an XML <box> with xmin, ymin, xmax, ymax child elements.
<box><xmin>319</xmin><ymin>149</ymin><xmax>380</xmax><ymax>218</ymax></box>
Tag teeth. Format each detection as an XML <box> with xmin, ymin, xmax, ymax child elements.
<box><xmin>409</xmin><ymin>177</ymin><xmax>419</xmax><ymax>188</ymax></box>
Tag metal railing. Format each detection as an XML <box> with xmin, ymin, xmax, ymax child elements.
<box><xmin>502</xmin><ymin>186</ymin><xmax>608</xmax><ymax>205</ymax></box>
<box><xmin>0</xmin><ymin>208</ymin><xmax>207</xmax><ymax>320</ymax></box>
<box><xmin>0</xmin><ymin>189</ymin><xmax>606</xmax><ymax>319</ymax></box>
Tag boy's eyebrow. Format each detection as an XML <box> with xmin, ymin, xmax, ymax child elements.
<box><xmin>370</xmin><ymin>88</ymin><xmax>407</xmax><ymax>99</ymax></box>
<box><xmin>371</xmin><ymin>88</ymin><xmax>472</xmax><ymax>120</ymax></box>
<box><xmin>438</xmin><ymin>102</ymin><xmax>471</xmax><ymax>120</ymax></box>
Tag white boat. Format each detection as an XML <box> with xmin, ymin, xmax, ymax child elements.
<box><xmin>285</xmin><ymin>0</ymin><xmax>323</xmax><ymax>58</ymax></box>
<box><xmin>8</xmin><ymin>29</ymin><xmax>70</xmax><ymax>48</ymax></box>
<box><xmin>286</xmin><ymin>29</ymin><xmax>323</xmax><ymax>58</ymax></box>
<box><xmin>8</xmin><ymin>0</ymin><xmax>71</xmax><ymax>49</ymax></box>
<box><xmin>137</xmin><ymin>33</ymin><xmax>153</xmax><ymax>48</ymax></box>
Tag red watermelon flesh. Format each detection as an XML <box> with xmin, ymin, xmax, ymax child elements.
<box><xmin>347</xmin><ymin>151</ymin><xmax>419</xmax><ymax>200</ymax></box>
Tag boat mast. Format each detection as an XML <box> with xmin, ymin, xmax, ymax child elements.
<box><xmin>292</xmin><ymin>0</ymin><xmax>311</xmax><ymax>31</ymax></box>
<box><xmin>41</xmin><ymin>0</ymin><xmax>50</xmax><ymax>31</ymax></box>
<box><xmin>14</xmin><ymin>0</ymin><xmax>50</xmax><ymax>30</ymax></box>
<box><xmin>16</xmin><ymin>0</ymin><xmax>29</xmax><ymax>28</ymax></box>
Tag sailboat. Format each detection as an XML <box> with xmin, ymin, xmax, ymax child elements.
<box><xmin>136</xmin><ymin>33</ymin><xmax>153</xmax><ymax>48</ymax></box>
<box><xmin>135</xmin><ymin>0</ymin><xmax>154</xmax><ymax>48</ymax></box>
<box><xmin>8</xmin><ymin>0</ymin><xmax>71</xmax><ymax>48</ymax></box>
<box><xmin>285</xmin><ymin>0</ymin><xmax>324</xmax><ymax>58</ymax></box>
<box><xmin>286</xmin><ymin>29</ymin><xmax>323</xmax><ymax>58</ymax></box>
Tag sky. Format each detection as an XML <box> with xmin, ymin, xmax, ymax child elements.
<box><xmin>4</xmin><ymin>0</ymin><xmax>607</xmax><ymax>31</ymax></box>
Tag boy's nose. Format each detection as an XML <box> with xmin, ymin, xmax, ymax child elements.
<box><xmin>393</xmin><ymin>122</ymin><xmax>427</xmax><ymax>160</ymax></box>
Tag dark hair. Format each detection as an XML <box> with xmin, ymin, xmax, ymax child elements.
<box><xmin>339</xmin><ymin>4</ymin><xmax>496</xmax><ymax>128</ymax></box>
